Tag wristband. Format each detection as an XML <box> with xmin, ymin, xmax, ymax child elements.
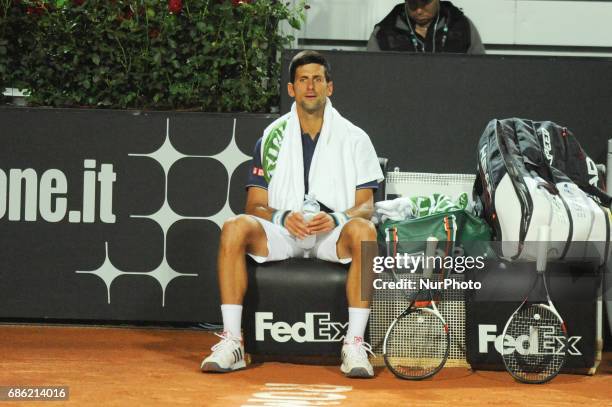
<box><xmin>331</xmin><ymin>212</ymin><xmax>350</xmax><ymax>227</ymax></box>
<box><xmin>272</xmin><ymin>210</ymin><xmax>290</xmax><ymax>227</ymax></box>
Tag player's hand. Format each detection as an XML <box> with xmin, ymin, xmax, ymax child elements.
<box><xmin>306</xmin><ymin>212</ymin><xmax>335</xmax><ymax>234</ymax></box>
<box><xmin>284</xmin><ymin>211</ymin><xmax>310</xmax><ymax>239</ymax></box>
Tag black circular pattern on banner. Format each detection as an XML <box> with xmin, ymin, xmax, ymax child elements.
<box><xmin>109</xmin><ymin>274</ymin><xmax>167</xmax><ymax>317</ymax></box>
<box><xmin>166</xmin><ymin>219</ymin><xmax>220</xmax><ymax>273</ymax></box>
<box><xmin>165</xmin><ymin>219</ymin><xmax>221</xmax><ymax>317</ymax></box>
<box><xmin>167</xmin><ymin>157</ymin><xmax>228</xmax><ymax>217</ymax></box>
<box><xmin>118</xmin><ymin>157</ymin><xmax>165</xmax><ymax>217</ymax></box>
<box><xmin>234</xmin><ymin>116</ymin><xmax>275</xmax><ymax>156</ymax></box>
<box><xmin>229</xmin><ymin>161</ymin><xmax>251</xmax><ymax>216</ymax></box>
<box><xmin>107</xmin><ymin>217</ymin><xmax>164</xmax><ymax>272</ymax></box>
<box><xmin>168</xmin><ymin>115</ymin><xmax>234</xmax><ymax>156</ymax></box>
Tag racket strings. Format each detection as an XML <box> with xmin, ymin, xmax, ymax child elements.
<box><xmin>503</xmin><ymin>305</ymin><xmax>566</xmax><ymax>382</ymax></box>
<box><xmin>386</xmin><ymin>310</ymin><xmax>448</xmax><ymax>378</ymax></box>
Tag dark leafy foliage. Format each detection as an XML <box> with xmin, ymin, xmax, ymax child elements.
<box><xmin>0</xmin><ymin>0</ymin><xmax>304</xmax><ymax>111</ymax></box>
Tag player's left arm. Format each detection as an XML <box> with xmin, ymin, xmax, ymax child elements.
<box><xmin>307</xmin><ymin>189</ymin><xmax>374</xmax><ymax>234</ymax></box>
<box><xmin>345</xmin><ymin>188</ymin><xmax>375</xmax><ymax>220</ymax></box>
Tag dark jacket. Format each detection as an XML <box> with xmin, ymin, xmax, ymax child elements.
<box><xmin>367</xmin><ymin>2</ymin><xmax>485</xmax><ymax>54</ymax></box>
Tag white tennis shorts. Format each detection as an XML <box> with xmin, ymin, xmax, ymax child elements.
<box><xmin>247</xmin><ymin>215</ymin><xmax>352</xmax><ymax>264</ymax></box>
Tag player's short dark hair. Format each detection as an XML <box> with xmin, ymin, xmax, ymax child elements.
<box><xmin>288</xmin><ymin>50</ymin><xmax>332</xmax><ymax>83</ymax></box>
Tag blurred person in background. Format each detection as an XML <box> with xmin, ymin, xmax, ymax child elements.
<box><xmin>368</xmin><ymin>0</ymin><xmax>485</xmax><ymax>54</ymax></box>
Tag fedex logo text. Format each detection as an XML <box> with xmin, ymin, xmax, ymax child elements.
<box><xmin>478</xmin><ymin>324</ymin><xmax>582</xmax><ymax>356</ymax></box>
<box><xmin>255</xmin><ymin>312</ymin><xmax>347</xmax><ymax>343</ymax></box>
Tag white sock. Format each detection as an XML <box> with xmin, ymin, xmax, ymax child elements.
<box><xmin>345</xmin><ymin>307</ymin><xmax>370</xmax><ymax>343</ymax></box>
<box><xmin>221</xmin><ymin>304</ymin><xmax>243</xmax><ymax>339</ymax></box>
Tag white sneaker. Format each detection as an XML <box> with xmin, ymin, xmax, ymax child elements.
<box><xmin>340</xmin><ymin>336</ymin><xmax>375</xmax><ymax>378</ymax></box>
<box><xmin>200</xmin><ymin>332</ymin><xmax>246</xmax><ymax>373</ymax></box>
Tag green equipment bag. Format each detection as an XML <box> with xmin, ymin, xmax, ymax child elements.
<box><xmin>378</xmin><ymin>209</ymin><xmax>493</xmax><ymax>258</ymax></box>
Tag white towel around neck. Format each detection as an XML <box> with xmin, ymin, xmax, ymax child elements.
<box><xmin>260</xmin><ymin>99</ymin><xmax>383</xmax><ymax>212</ymax></box>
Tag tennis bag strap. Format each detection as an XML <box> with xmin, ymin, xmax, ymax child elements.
<box><xmin>384</xmin><ymin>214</ymin><xmax>457</xmax><ymax>259</ymax></box>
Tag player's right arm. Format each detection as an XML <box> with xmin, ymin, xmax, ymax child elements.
<box><xmin>244</xmin><ymin>137</ymin><xmax>309</xmax><ymax>238</ymax></box>
<box><xmin>245</xmin><ymin>187</ymin><xmax>274</xmax><ymax>221</ymax></box>
<box><xmin>245</xmin><ymin>187</ymin><xmax>309</xmax><ymax>239</ymax></box>
<box><xmin>244</xmin><ymin>137</ymin><xmax>277</xmax><ymax>222</ymax></box>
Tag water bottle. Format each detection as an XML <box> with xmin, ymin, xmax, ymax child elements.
<box><xmin>297</xmin><ymin>194</ymin><xmax>319</xmax><ymax>250</ymax></box>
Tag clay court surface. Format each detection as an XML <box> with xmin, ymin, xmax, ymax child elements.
<box><xmin>1</xmin><ymin>324</ymin><xmax>611</xmax><ymax>406</ymax></box>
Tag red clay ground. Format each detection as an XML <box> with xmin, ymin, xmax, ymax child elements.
<box><xmin>0</xmin><ymin>325</ymin><xmax>610</xmax><ymax>406</ymax></box>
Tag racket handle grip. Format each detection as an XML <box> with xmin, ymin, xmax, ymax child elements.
<box><xmin>537</xmin><ymin>225</ymin><xmax>550</xmax><ymax>272</ymax></box>
<box><xmin>424</xmin><ymin>237</ymin><xmax>439</xmax><ymax>276</ymax></box>
<box><xmin>426</xmin><ymin>237</ymin><xmax>439</xmax><ymax>257</ymax></box>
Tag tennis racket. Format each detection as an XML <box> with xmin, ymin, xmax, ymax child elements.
<box><xmin>383</xmin><ymin>236</ymin><xmax>450</xmax><ymax>380</ymax></box>
<box><xmin>501</xmin><ymin>225</ymin><xmax>568</xmax><ymax>384</ymax></box>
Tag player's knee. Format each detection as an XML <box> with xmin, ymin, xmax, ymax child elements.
<box><xmin>345</xmin><ymin>218</ymin><xmax>377</xmax><ymax>242</ymax></box>
<box><xmin>220</xmin><ymin>215</ymin><xmax>254</xmax><ymax>244</ymax></box>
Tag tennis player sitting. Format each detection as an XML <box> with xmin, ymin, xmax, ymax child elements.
<box><xmin>200</xmin><ymin>50</ymin><xmax>384</xmax><ymax>378</ymax></box>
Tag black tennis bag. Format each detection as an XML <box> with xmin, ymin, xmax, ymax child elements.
<box><xmin>473</xmin><ymin>118</ymin><xmax>611</xmax><ymax>262</ymax></box>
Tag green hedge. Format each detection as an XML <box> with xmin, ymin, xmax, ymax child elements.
<box><xmin>0</xmin><ymin>1</ymin><xmax>10</xmax><ymax>103</ymax></box>
<box><xmin>0</xmin><ymin>0</ymin><xmax>304</xmax><ymax>111</ymax></box>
